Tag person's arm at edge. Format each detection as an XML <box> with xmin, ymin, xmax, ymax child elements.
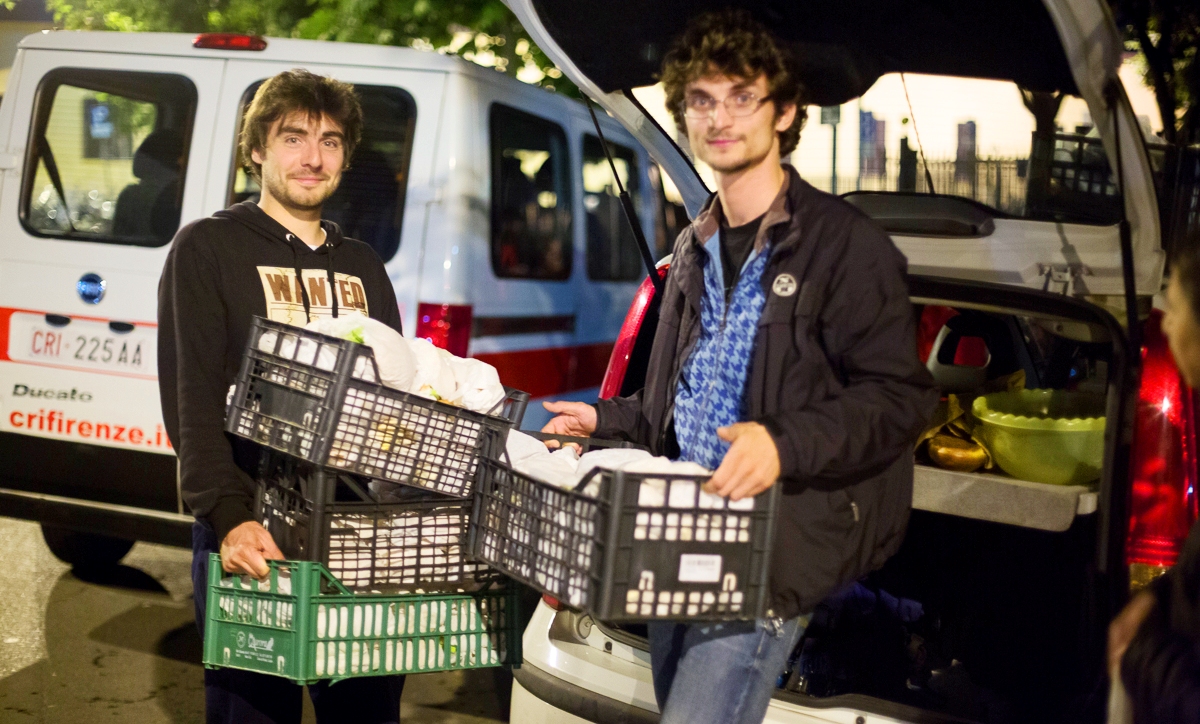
<box><xmin>159</xmin><ymin>226</ymin><xmax>256</xmax><ymax>544</ymax></box>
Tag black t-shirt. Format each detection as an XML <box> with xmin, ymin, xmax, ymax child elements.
<box><xmin>720</xmin><ymin>213</ymin><xmax>764</xmax><ymax>301</ymax></box>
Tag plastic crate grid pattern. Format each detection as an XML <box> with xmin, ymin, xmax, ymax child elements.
<box><xmin>472</xmin><ymin>458</ymin><xmax>773</xmax><ymax>621</ymax></box>
<box><xmin>204</xmin><ymin>556</ymin><xmax>518</xmax><ymax>684</ymax></box>
<box><xmin>328</xmin><ymin>386</ymin><xmax>484</xmax><ymax>497</ymax></box>
<box><xmin>474</xmin><ymin>462</ymin><xmax>604</xmax><ymax>610</ymax></box>
<box><xmin>228</xmin><ymin>318</ymin><xmax>513</xmax><ymax>498</ymax></box>
<box><xmin>261</xmin><ymin>482</ymin><xmax>498</xmax><ymax>592</ymax></box>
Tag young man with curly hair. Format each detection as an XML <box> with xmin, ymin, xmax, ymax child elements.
<box><xmin>544</xmin><ymin>10</ymin><xmax>937</xmax><ymax>722</ymax></box>
<box><xmin>159</xmin><ymin>69</ymin><xmax>405</xmax><ymax>723</ymax></box>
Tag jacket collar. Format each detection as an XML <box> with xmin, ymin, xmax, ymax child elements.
<box><xmin>690</xmin><ymin>165</ymin><xmax>794</xmax><ymax>252</ymax></box>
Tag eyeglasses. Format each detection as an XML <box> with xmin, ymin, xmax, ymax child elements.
<box><xmin>682</xmin><ymin>91</ymin><xmax>771</xmax><ymax>120</ymax></box>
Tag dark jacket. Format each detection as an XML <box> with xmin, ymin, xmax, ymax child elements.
<box><xmin>1122</xmin><ymin>520</ymin><xmax>1200</xmax><ymax>724</ymax></box>
<box><xmin>594</xmin><ymin>167</ymin><xmax>939</xmax><ymax>619</ymax></box>
<box><xmin>158</xmin><ymin>201</ymin><xmax>403</xmax><ymax>544</ymax></box>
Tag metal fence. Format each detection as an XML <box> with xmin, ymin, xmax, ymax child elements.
<box><xmin>803</xmin><ymin>133</ymin><xmax>1200</xmax><ymax>257</ymax></box>
<box><xmin>805</xmin><ymin>157</ymin><xmax>1030</xmax><ymax>216</ymax></box>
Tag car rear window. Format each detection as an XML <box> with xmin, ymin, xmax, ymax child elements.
<box><xmin>20</xmin><ymin>68</ymin><xmax>198</xmax><ymax>247</ymax></box>
<box><xmin>793</xmin><ymin>74</ymin><xmax>1124</xmax><ymax>226</ymax></box>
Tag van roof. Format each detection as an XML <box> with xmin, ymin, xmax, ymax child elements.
<box><xmin>19</xmin><ymin>30</ymin><xmax>482</xmax><ymax>75</ymax></box>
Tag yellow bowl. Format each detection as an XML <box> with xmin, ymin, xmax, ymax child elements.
<box><xmin>972</xmin><ymin>390</ymin><xmax>1106</xmax><ymax>486</ymax></box>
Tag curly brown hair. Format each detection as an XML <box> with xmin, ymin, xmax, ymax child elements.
<box><xmin>239</xmin><ymin>69</ymin><xmax>363</xmax><ymax>181</ymax></box>
<box><xmin>660</xmin><ymin>9</ymin><xmax>807</xmax><ymax>156</ymax></box>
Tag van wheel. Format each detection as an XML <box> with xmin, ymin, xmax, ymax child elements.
<box><xmin>40</xmin><ymin>525</ymin><xmax>135</xmax><ymax>569</ymax></box>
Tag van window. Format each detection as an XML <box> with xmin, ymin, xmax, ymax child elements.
<box><xmin>21</xmin><ymin>69</ymin><xmax>197</xmax><ymax>247</ymax></box>
<box><xmin>583</xmin><ymin>135</ymin><xmax>643</xmax><ymax>281</ymax></box>
<box><xmin>229</xmin><ymin>83</ymin><xmax>416</xmax><ymax>262</ymax></box>
<box><xmin>490</xmin><ymin>104</ymin><xmax>573</xmax><ymax>280</ymax></box>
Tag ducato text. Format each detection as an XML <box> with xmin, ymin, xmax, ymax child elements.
<box><xmin>12</xmin><ymin>384</ymin><xmax>93</xmax><ymax>402</ymax></box>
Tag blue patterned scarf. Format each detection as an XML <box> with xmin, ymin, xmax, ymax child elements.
<box><xmin>674</xmin><ymin>233</ymin><xmax>770</xmax><ymax>469</ymax></box>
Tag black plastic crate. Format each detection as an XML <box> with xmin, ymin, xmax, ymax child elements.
<box><xmin>469</xmin><ymin>435</ymin><xmax>778</xmax><ymax>622</ymax></box>
<box><xmin>256</xmin><ymin>451</ymin><xmax>501</xmax><ymax>593</ymax></box>
<box><xmin>227</xmin><ymin>317</ymin><xmax>529</xmax><ymax>498</ymax></box>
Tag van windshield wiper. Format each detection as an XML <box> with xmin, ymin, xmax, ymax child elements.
<box><xmin>37</xmin><ymin>135</ymin><xmax>77</xmax><ymax>233</ymax></box>
<box><xmin>585</xmin><ymin>97</ymin><xmax>664</xmax><ymax>298</ymax></box>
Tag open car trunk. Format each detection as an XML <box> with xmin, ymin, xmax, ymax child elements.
<box><xmin>507</xmin><ymin>0</ymin><xmax>1163</xmax><ymax>299</ymax></box>
<box><xmin>596</xmin><ymin>275</ymin><xmax>1132</xmax><ymax>724</ymax></box>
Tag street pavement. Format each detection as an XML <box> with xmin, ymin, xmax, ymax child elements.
<box><xmin>0</xmin><ymin>516</ymin><xmax>509</xmax><ymax>723</ymax></box>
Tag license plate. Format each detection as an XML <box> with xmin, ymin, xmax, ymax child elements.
<box><xmin>7</xmin><ymin>312</ymin><xmax>156</xmax><ymax>376</ymax></box>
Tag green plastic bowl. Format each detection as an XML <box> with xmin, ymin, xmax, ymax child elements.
<box><xmin>972</xmin><ymin>389</ymin><xmax>1106</xmax><ymax>486</ymax></box>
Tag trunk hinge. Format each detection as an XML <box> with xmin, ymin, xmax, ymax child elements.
<box><xmin>1039</xmin><ymin>263</ymin><xmax>1092</xmax><ymax>296</ymax></box>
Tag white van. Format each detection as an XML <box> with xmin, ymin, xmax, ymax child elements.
<box><xmin>0</xmin><ymin>30</ymin><xmax>666</xmax><ymax>564</ymax></box>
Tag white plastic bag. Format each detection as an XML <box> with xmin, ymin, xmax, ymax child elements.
<box><xmin>512</xmin><ymin>448</ymin><xmax>579</xmax><ymax>488</ymax></box>
<box><xmin>407</xmin><ymin>337</ymin><xmax>458</xmax><ymax>402</ymax></box>
<box><xmin>445</xmin><ymin>355</ymin><xmax>506</xmax><ymax>414</ymax></box>
<box><xmin>306</xmin><ymin>316</ymin><xmax>416</xmax><ymax>389</ymax></box>
<box><xmin>573</xmin><ymin>448</ymin><xmax>653</xmax><ymax>489</ymax></box>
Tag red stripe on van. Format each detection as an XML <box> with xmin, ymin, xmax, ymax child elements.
<box><xmin>474</xmin><ymin>342</ymin><xmax>615</xmax><ymax>398</ymax></box>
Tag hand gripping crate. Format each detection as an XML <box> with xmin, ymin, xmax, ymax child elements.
<box><xmin>256</xmin><ymin>451</ymin><xmax>502</xmax><ymax>592</ymax></box>
<box><xmin>469</xmin><ymin>434</ymin><xmax>779</xmax><ymax>622</ymax></box>
<box><xmin>202</xmin><ymin>555</ymin><xmax>520</xmax><ymax>684</ymax></box>
<box><xmin>227</xmin><ymin>317</ymin><xmax>529</xmax><ymax>498</ymax></box>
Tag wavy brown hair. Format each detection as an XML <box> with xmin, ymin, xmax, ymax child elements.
<box><xmin>239</xmin><ymin>69</ymin><xmax>363</xmax><ymax>181</ymax></box>
<box><xmin>660</xmin><ymin>9</ymin><xmax>807</xmax><ymax>156</ymax></box>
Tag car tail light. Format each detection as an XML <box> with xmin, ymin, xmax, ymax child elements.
<box><xmin>1124</xmin><ymin>310</ymin><xmax>1199</xmax><ymax>590</ymax></box>
<box><xmin>416</xmin><ymin>303</ymin><xmax>473</xmax><ymax>357</ymax></box>
<box><xmin>542</xmin><ymin>594</ymin><xmax>564</xmax><ymax>611</ymax></box>
<box><xmin>600</xmin><ymin>267</ymin><xmax>668</xmax><ymax>399</ymax></box>
<box><xmin>193</xmin><ymin>33</ymin><xmax>268</xmax><ymax>51</ymax></box>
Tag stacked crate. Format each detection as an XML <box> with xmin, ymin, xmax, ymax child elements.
<box><xmin>205</xmin><ymin>317</ymin><xmax>527</xmax><ymax>681</ymax></box>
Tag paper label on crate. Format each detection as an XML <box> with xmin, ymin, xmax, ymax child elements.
<box><xmin>678</xmin><ymin>554</ymin><xmax>723</xmax><ymax>583</ymax></box>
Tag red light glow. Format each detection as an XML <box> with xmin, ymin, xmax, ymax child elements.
<box><xmin>1125</xmin><ymin>310</ymin><xmax>1199</xmax><ymax>568</ymax></box>
<box><xmin>193</xmin><ymin>34</ymin><xmax>268</xmax><ymax>51</ymax></box>
<box><xmin>415</xmin><ymin>303</ymin><xmax>473</xmax><ymax>358</ymax></box>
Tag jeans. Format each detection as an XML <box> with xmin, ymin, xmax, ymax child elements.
<box><xmin>648</xmin><ymin>615</ymin><xmax>806</xmax><ymax>724</ymax></box>
<box><xmin>192</xmin><ymin>521</ymin><xmax>405</xmax><ymax>724</ymax></box>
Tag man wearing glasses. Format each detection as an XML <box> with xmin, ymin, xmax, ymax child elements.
<box><xmin>542</xmin><ymin>9</ymin><xmax>937</xmax><ymax>723</ymax></box>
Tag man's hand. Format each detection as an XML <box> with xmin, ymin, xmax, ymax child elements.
<box><xmin>541</xmin><ymin>401</ymin><xmax>598</xmax><ymax>438</ymax></box>
<box><xmin>1108</xmin><ymin>590</ymin><xmax>1156</xmax><ymax>676</ymax></box>
<box><xmin>220</xmin><ymin>521</ymin><xmax>284</xmax><ymax>579</ymax></box>
<box><xmin>706</xmin><ymin>422</ymin><xmax>781</xmax><ymax>501</ymax></box>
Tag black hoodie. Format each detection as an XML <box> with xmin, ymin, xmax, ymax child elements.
<box><xmin>158</xmin><ymin>201</ymin><xmax>403</xmax><ymax>543</ymax></box>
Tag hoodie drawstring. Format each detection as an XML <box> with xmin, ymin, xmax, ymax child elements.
<box><xmin>327</xmin><ymin>245</ymin><xmax>339</xmax><ymax>319</ymax></box>
<box><xmin>287</xmin><ymin>231</ymin><xmax>337</xmax><ymax>322</ymax></box>
<box><xmin>288</xmin><ymin>234</ymin><xmax>313</xmax><ymax>323</ymax></box>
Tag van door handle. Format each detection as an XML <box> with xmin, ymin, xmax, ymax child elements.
<box><xmin>108</xmin><ymin>321</ymin><xmax>135</xmax><ymax>334</ymax></box>
<box><xmin>45</xmin><ymin>314</ymin><xmax>70</xmax><ymax>327</ymax></box>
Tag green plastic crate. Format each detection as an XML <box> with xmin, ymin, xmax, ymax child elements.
<box><xmin>202</xmin><ymin>554</ymin><xmax>520</xmax><ymax>684</ymax></box>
